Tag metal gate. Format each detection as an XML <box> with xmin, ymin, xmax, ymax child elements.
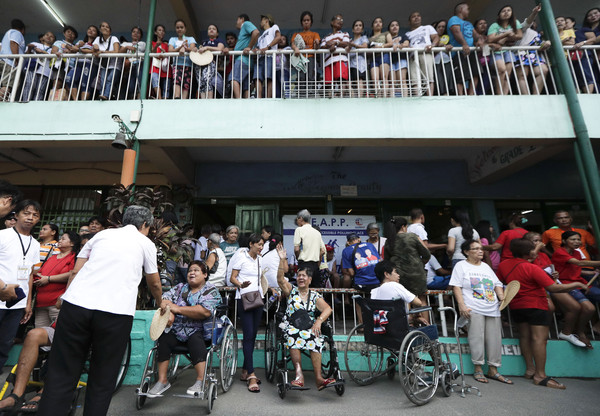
<box><xmin>38</xmin><ymin>187</ymin><xmax>105</xmax><ymax>232</ymax></box>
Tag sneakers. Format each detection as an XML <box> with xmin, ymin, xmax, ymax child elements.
<box><xmin>187</xmin><ymin>379</ymin><xmax>204</xmax><ymax>396</ymax></box>
<box><xmin>147</xmin><ymin>381</ymin><xmax>170</xmax><ymax>397</ymax></box>
<box><xmin>558</xmin><ymin>332</ymin><xmax>586</xmax><ymax>348</ymax></box>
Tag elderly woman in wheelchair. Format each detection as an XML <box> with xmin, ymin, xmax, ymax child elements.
<box><xmin>275</xmin><ymin>246</ymin><xmax>336</xmax><ymax>390</ymax></box>
<box><xmin>147</xmin><ymin>260</ymin><xmax>221</xmax><ymax>397</ymax></box>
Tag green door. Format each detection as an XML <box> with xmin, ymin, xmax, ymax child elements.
<box><xmin>235</xmin><ymin>204</ymin><xmax>280</xmax><ymax>235</ymax></box>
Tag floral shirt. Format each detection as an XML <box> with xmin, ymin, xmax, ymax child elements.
<box><xmin>163</xmin><ymin>282</ymin><xmax>221</xmax><ymax>341</ymax></box>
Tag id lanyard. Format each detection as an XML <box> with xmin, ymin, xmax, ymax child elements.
<box><xmin>14</xmin><ymin>227</ymin><xmax>32</xmax><ymax>265</ymax></box>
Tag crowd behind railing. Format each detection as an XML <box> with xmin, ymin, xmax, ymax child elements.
<box><xmin>1</xmin><ymin>4</ymin><xmax>599</xmax><ymax>102</ymax></box>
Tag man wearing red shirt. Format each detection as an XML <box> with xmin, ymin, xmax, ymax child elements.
<box><xmin>542</xmin><ymin>210</ymin><xmax>595</xmax><ymax>259</ymax></box>
<box><xmin>484</xmin><ymin>213</ymin><xmax>528</xmax><ymax>262</ymax></box>
<box><xmin>498</xmin><ymin>239</ymin><xmax>586</xmax><ymax>390</ymax></box>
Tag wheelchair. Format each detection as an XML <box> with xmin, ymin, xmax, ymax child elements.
<box><xmin>135</xmin><ymin>304</ymin><xmax>237</xmax><ymax>414</ymax></box>
<box><xmin>0</xmin><ymin>336</ymin><xmax>130</xmax><ymax>416</ymax></box>
<box><xmin>264</xmin><ymin>299</ymin><xmax>345</xmax><ymax>399</ymax></box>
<box><xmin>343</xmin><ymin>297</ymin><xmax>455</xmax><ymax>406</ymax></box>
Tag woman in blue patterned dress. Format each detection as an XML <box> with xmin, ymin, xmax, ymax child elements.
<box><xmin>276</xmin><ymin>245</ymin><xmax>334</xmax><ymax>390</ymax></box>
<box><xmin>147</xmin><ymin>261</ymin><xmax>221</xmax><ymax>397</ymax></box>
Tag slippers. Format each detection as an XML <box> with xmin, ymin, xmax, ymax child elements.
<box><xmin>317</xmin><ymin>378</ymin><xmax>336</xmax><ymax>391</ymax></box>
<box><xmin>534</xmin><ymin>376</ymin><xmax>566</xmax><ymax>390</ymax></box>
<box><xmin>473</xmin><ymin>371</ymin><xmax>488</xmax><ymax>383</ymax></box>
<box><xmin>291</xmin><ymin>379</ymin><xmax>304</xmax><ymax>388</ymax></box>
<box><xmin>488</xmin><ymin>373</ymin><xmax>513</xmax><ymax>384</ymax></box>
<box><xmin>20</xmin><ymin>393</ymin><xmax>42</xmax><ymax>413</ymax></box>
<box><xmin>247</xmin><ymin>376</ymin><xmax>260</xmax><ymax>393</ymax></box>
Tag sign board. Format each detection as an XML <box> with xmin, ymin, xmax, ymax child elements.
<box><xmin>282</xmin><ymin>215</ymin><xmax>376</xmax><ymax>274</ymax></box>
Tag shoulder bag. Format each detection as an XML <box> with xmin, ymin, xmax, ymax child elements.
<box><xmin>241</xmin><ymin>257</ymin><xmax>264</xmax><ymax>311</ymax></box>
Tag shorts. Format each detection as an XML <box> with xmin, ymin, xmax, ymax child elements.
<box><xmin>65</xmin><ymin>61</ymin><xmax>98</xmax><ymax>90</ymax></box>
<box><xmin>391</xmin><ymin>58</ymin><xmax>408</xmax><ymax>72</ymax></box>
<box><xmin>349</xmin><ymin>67</ymin><xmax>367</xmax><ymax>80</ymax></box>
<box><xmin>256</xmin><ymin>56</ymin><xmax>273</xmax><ymax>81</ymax></box>
<box><xmin>40</xmin><ymin>326</ymin><xmax>55</xmax><ymax>352</ymax></box>
<box><xmin>370</xmin><ymin>53</ymin><xmax>391</xmax><ymax>69</ymax></box>
<box><xmin>453</xmin><ymin>52</ymin><xmax>480</xmax><ymax>84</ymax></box>
<box><xmin>494</xmin><ymin>50</ymin><xmax>518</xmax><ymax>63</ymax></box>
<box><xmin>569</xmin><ymin>285</ymin><xmax>600</xmax><ymax>304</ymax></box>
<box><xmin>427</xmin><ymin>275</ymin><xmax>451</xmax><ymax>290</ymax></box>
<box><xmin>511</xmin><ymin>308</ymin><xmax>551</xmax><ymax>326</ymax></box>
<box><xmin>324</xmin><ymin>61</ymin><xmax>348</xmax><ymax>83</ymax></box>
<box><xmin>229</xmin><ymin>60</ymin><xmax>250</xmax><ymax>89</ymax></box>
<box><xmin>172</xmin><ymin>65</ymin><xmax>192</xmax><ymax>90</ymax></box>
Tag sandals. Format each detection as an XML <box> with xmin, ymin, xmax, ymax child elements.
<box><xmin>488</xmin><ymin>373</ymin><xmax>513</xmax><ymax>384</ymax></box>
<box><xmin>290</xmin><ymin>379</ymin><xmax>304</xmax><ymax>388</ymax></box>
<box><xmin>473</xmin><ymin>371</ymin><xmax>488</xmax><ymax>383</ymax></box>
<box><xmin>317</xmin><ymin>378</ymin><xmax>336</xmax><ymax>391</ymax></box>
<box><xmin>524</xmin><ymin>371</ymin><xmax>534</xmax><ymax>380</ymax></box>
<box><xmin>240</xmin><ymin>374</ymin><xmax>261</xmax><ymax>384</ymax></box>
<box><xmin>534</xmin><ymin>376</ymin><xmax>566</xmax><ymax>390</ymax></box>
<box><xmin>20</xmin><ymin>393</ymin><xmax>42</xmax><ymax>413</ymax></box>
<box><xmin>0</xmin><ymin>393</ymin><xmax>24</xmax><ymax>411</ymax></box>
<box><xmin>247</xmin><ymin>375</ymin><xmax>260</xmax><ymax>393</ymax></box>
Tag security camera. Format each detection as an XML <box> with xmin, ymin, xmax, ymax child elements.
<box><xmin>111</xmin><ymin>114</ymin><xmax>123</xmax><ymax>123</ymax></box>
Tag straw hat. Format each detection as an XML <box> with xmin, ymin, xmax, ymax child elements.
<box><xmin>149</xmin><ymin>305</ymin><xmax>171</xmax><ymax>341</ymax></box>
<box><xmin>189</xmin><ymin>50</ymin><xmax>213</xmax><ymax>66</ymax></box>
<box><xmin>499</xmin><ymin>281</ymin><xmax>520</xmax><ymax>311</ymax></box>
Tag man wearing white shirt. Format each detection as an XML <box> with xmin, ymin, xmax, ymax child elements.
<box><xmin>0</xmin><ymin>180</ymin><xmax>22</xmax><ymax>302</ymax></box>
<box><xmin>407</xmin><ymin>208</ymin><xmax>446</xmax><ymax>252</ymax></box>
<box><xmin>255</xmin><ymin>14</ymin><xmax>281</xmax><ymax>98</ymax></box>
<box><xmin>0</xmin><ymin>19</ymin><xmax>26</xmax><ymax>100</ymax></box>
<box><xmin>293</xmin><ymin>209</ymin><xmax>326</xmax><ymax>287</ymax></box>
<box><xmin>404</xmin><ymin>12</ymin><xmax>439</xmax><ymax>96</ymax></box>
<box><xmin>38</xmin><ymin>206</ymin><xmax>164</xmax><ymax>416</ymax></box>
<box><xmin>0</xmin><ymin>200</ymin><xmax>40</xmax><ymax>372</ymax></box>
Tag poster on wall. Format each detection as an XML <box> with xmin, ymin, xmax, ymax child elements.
<box><xmin>282</xmin><ymin>214</ymin><xmax>376</xmax><ymax>274</ymax></box>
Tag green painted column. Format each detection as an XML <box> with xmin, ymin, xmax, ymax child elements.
<box><xmin>140</xmin><ymin>0</ymin><xmax>157</xmax><ymax>100</ymax></box>
<box><xmin>538</xmin><ymin>0</ymin><xmax>600</xmax><ymax>237</ymax></box>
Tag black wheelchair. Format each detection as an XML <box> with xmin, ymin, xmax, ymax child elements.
<box><xmin>135</xmin><ymin>304</ymin><xmax>237</xmax><ymax>414</ymax></box>
<box><xmin>264</xmin><ymin>299</ymin><xmax>345</xmax><ymax>399</ymax></box>
<box><xmin>344</xmin><ymin>297</ymin><xmax>456</xmax><ymax>405</ymax></box>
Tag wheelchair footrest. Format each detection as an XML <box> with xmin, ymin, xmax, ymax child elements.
<box><xmin>288</xmin><ymin>384</ymin><xmax>311</xmax><ymax>391</ymax></box>
<box><xmin>320</xmin><ymin>381</ymin><xmax>344</xmax><ymax>390</ymax></box>
<box><xmin>173</xmin><ymin>393</ymin><xmax>205</xmax><ymax>399</ymax></box>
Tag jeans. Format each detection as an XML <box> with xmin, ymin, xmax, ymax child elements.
<box><xmin>98</xmin><ymin>67</ymin><xmax>121</xmax><ymax>98</ymax></box>
<box><xmin>0</xmin><ymin>308</ymin><xmax>23</xmax><ymax>370</ymax></box>
<box><xmin>238</xmin><ymin>299</ymin><xmax>262</xmax><ymax>374</ymax></box>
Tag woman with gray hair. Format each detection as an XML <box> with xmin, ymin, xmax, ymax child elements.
<box><xmin>205</xmin><ymin>233</ymin><xmax>227</xmax><ymax>286</ymax></box>
<box><xmin>220</xmin><ymin>225</ymin><xmax>240</xmax><ymax>264</ymax></box>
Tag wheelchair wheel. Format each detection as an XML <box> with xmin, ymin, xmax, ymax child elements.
<box><xmin>136</xmin><ymin>380</ymin><xmax>149</xmax><ymax>410</ymax></box>
<box><xmin>207</xmin><ymin>382</ymin><xmax>217</xmax><ymax>414</ymax></box>
<box><xmin>399</xmin><ymin>330</ymin><xmax>440</xmax><ymax>406</ymax></box>
<box><xmin>276</xmin><ymin>371</ymin><xmax>286</xmax><ymax>400</ymax></box>
<box><xmin>387</xmin><ymin>356</ymin><xmax>396</xmax><ymax>380</ymax></box>
<box><xmin>168</xmin><ymin>354</ymin><xmax>181</xmax><ymax>380</ymax></box>
<box><xmin>442</xmin><ymin>371</ymin><xmax>453</xmax><ymax>397</ymax></box>
<box><xmin>320</xmin><ymin>336</ymin><xmax>335</xmax><ymax>379</ymax></box>
<box><xmin>344</xmin><ymin>324</ymin><xmax>383</xmax><ymax>386</ymax></box>
<box><xmin>335</xmin><ymin>382</ymin><xmax>345</xmax><ymax>396</ymax></box>
<box><xmin>114</xmin><ymin>337</ymin><xmax>131</xmax><ymax>393</ymax></box>
<box><xmin>219</xmin><ymin>325</ymin><xmax>238</xmax><ymax>392</ymax></box>
<box><xmin>264</xmin><ymin>319</ymin><xmax>278</xmax><ymax>383</ymax></box>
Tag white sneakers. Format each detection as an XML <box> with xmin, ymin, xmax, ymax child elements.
<box><xmin>558</xmin><ymin>332</ymin><xmax>586</xmax><ymax>348</ymax></box>
<box><xmin>186</xmin><ymin>379</ymin><xmax>204</xmax><ymax>396</ymax></box>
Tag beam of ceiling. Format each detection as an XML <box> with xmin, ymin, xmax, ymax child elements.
<box><xmin>141</xmin><ymin>145</ymin><xmax>195</xmax><ymax>185</ymax></box>
<box><xmin>169</xmin><ymin>0</ymin><xmax>200</xmax><ymax>40</ymax></box>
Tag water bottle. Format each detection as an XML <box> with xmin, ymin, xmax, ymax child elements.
<box><xmin>457</xmin><ymin>316</ymin><xmax>469</xmax><ymax>329</ymax></box>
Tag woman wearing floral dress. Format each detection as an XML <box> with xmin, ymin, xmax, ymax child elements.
<box><xmin>276</xmin><ymin>245</ymin><xmax>334</xmax><ymax>390</ymax></box>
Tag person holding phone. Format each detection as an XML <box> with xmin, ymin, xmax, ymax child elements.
<box><xmin>0</xmin><ymin>200</ymin><xmax>41</xmax><ymax>376</ymax></box>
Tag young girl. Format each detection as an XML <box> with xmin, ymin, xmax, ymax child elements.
<box><xmin>93</xmin><ymin>21</ymin><xmax>121</xmax><ymax>100</ymax></box>
<box><xmin>168</xmin><ymin>19</ymin><xmax>197</xmax><ymax>99</ymax></box>
<box><xmin>150</xmin><ymin>24</ymin><xmax>171</xmax><ymax>99</ymax></box>
<box><xmin>197</xmin><ymin>24</ymin><xmax>224</xmax><ymax>99</ymax></box>
<box><xmin>369</xmin><ymin>17</ymin><xmax>393</xmax><ymax>95</ymax></box>
<box><xmin>487</xmin><ymin>5</ymin><xmax>523</xmax><ymax>95</ymax></box>
<box><xmin>348</xmin><ymin>20</ymin><xmax>369</xmax><ymax>96</ymax></box>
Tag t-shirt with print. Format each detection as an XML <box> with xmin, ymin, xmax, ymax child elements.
<box><xmin>257</xmin><ymin>25</ymin><xmax>280</xmax><ymax>50</ymax></box>
<box><xmin>320</xmin><ymin>32</ymin><xmax>350</xmax><ymax>66</ymax></box>
<box><xmin>449</xmin><ymin>260</ymin><xmax>502</xmax><ymax>317</ymax></box>
<box><xmin>202</xmin><ymin>38</ymin><xmax>224</xmax><ymax>48</ymax></box>
<box><xmin>405</xmin><ymin>25</ymin><xmax>437</xmax><ymax>48</ymax></box>
<box><xmin>448</xmin><ymin>16</ymin><xmax>474</xmax><ymax>48</ymax></box>
<box><xmin>495</xmin><ymin>227</ymin><xmax>528</xmax><ymax>261</ymax></box>
<box><xmin>1</xmin><ymin>29</ymin><xmax>26</xmax><ymax>66</ymax></box>
<box><xmin>341</xmin><ymin>242</ymin><xmax>380</xmax><ymax>285</ymax></box>
<box><xmin>220</xmin><ymin>241</ymin><xmax>239</xmax><ymax>264</ymax></box>
<box><xmin>168</xmin><ymin>36</ymin><xmax>196</xmax><ymax>67</ymax></box>
<box><xmin>235</xmin><ymin>21</ymin><xmax>258</xmax><ymax>65</ymax></box>
<box><xmin>497</xmin><ymin>258</ymin><xmax>554</xmax><ymax>310</ymax></box>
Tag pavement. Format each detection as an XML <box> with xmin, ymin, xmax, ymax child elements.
<box><xmin>67</xmin><ymin>370</ymin><xmax>598</xmax><ymax>416</ymax></box>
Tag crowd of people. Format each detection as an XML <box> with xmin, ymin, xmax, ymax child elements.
<box><xmin>1</xmin><ymin>4</ymin><xmax>599</xmax><ymax>101</ymax></box>
<box><xmin>0</xmin><ymin>178</ymin><xmax>599</xmax><ymax>413</ymax></box>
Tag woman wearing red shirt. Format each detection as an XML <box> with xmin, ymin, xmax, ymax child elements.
<box><xmin>498</xmin><ymin>238</ymin><xmax>586</xmax><ymax>389</ymax></box>
<box><xmin>33</xmin><ymin>231</ymin><xmax>80</xmax><ymax>328</ymax></box>
<box><xmin>551</xmin><ymin>230</ymin><xmax>600</xmax><ymax>348</ymax></box>
<box><xmin>150</xmin><ymin>24</ymin><xmax>172</xmax><ymax>99</ymax></box>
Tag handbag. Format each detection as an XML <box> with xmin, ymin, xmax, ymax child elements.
<box><xmin>288</xmin><ymin>290</ymin><xmax>314</xmax><ymax>330</ymax></box>
<box><xmin>240</xmin><ymin>257</ymin><xmax>264</xmax><ymax>311</ymax></box>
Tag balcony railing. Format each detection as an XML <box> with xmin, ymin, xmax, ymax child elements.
<box><xmin>0</xmin><ymin>45</ymin><xmax>598</xmax><ymax>102</ymax></box>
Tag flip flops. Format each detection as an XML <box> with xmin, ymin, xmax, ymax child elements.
<box><xmin>488</xmin><ymin>373</ymin><xmax>513</xmax><ymax>384</ymax></box>
<box><xmin>290</xmin><ymin>379</ymin><xmax>304</xmax><ymax>388</ymax></box>
<box><xmin>317</xmin><ymin>378</ymin><xmax>336</xmax><ymax>391</ymax></box>
<box><xmin>247</xmin><ymin>375</ymin><xmax>260</xmax><ymax>393</ymax></box>
<box><xmin>534</xmin><ymin>376</ymin><xmax>566</xmax><ymax>390</ymax></box>
<box><xmin>473</xmin><ymin>371</ymin><xmax>488</xmax><ymax>383</ymax></box>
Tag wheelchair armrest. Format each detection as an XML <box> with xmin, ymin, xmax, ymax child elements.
<box><xmin>408</xmin><ymin>306</ymin><xmax>432</xmax><ymax>314</ymax></box>
<box><xmin>438</xmin><ymin>306</ymin><xmax>455</xmax><ymax>313</ymax></box>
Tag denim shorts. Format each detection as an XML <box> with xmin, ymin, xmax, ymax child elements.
<box><xmin>255</xmin><ymin>56</ymin><xmax>273</xmax><ymax>81</ymax></box>
<box><xmin>229</xmin><ymin>60</ymin><xmax>250</xmax><ymax>88</ymax></box>
<box><xmin>494</xmin><ymin>50</ymin><xmax>518</xmax><ymax>63</ymax></box>
<box><xmin>370</xmin><ymin>52</ymin><xmax>391</xmax><ymax>69</ymax></box>
<box><xmin>569</xmin><ymin>285</ymin><xmax>600</xmax><ymax>304</ymax></box>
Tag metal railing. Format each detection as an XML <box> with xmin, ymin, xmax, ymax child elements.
<box><xmin>1</xmin><ymin>45</ymin><xmax>598</xmax><ymax>102</ymax></box>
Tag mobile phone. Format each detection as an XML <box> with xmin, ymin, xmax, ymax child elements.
<box><xmin>5</xmin><ymin>288</ymin><xmax>26</xmax><ymax>308</ymax></box>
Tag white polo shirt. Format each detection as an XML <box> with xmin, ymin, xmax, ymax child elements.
<box><xmin>62</xmin><ymin>224</ymin><xmax>158</xmax><ymax>316</ymax></box>
<box><xmin>293</xmin><ymin>223</ymin><xmax>325</xmax><ymax>262</ymax></box>
<box><xmin>407</xmin><ymin>223</ymin><xmax>428</xmax><ymax>241</ymax></box>
<box><xmin>229</xmin><ymin>248</ymin><xmax>263</xmax><ymax>299</ymax></box>
<box><xmin>0</xmin><ymin>228</ymin><xmax>40</xmax><ymax>310</ymax></box>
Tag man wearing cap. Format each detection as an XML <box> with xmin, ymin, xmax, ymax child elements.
<box><xmin>341</xmin><ymin>233</ymin><xmax>381</xmax><ymax>292</ymax></box>
<box><xmin>38</xmin><ymin>205</ymin><xmax>164</xmax><ymax>416</ymax></box>
<box><xmin>293</xmin><ymin>209</ymin><xmax>326</xmax><ymax>288</ymax></box>
<box><xmin>255</xmin><ymin>14</ymin><xmax>281</xmax><ymax>98</ymax></box>
<box><xmin>231</xmin><ymin>14</ymin><xmax>259</xmax><ymax>98</ymax></box>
